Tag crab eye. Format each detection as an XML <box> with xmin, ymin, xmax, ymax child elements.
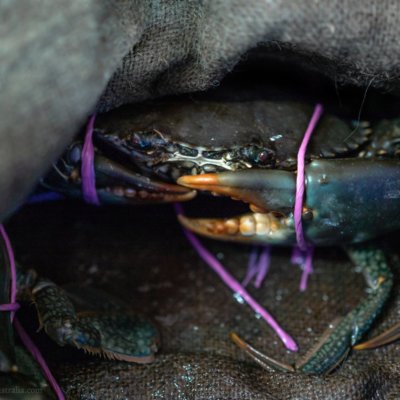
<box><xmin>257</xmin><ymin>150</ymin><xmax>270</xmax><ymax>164</ymax></box>
<box><xmin>255</xmin><ymin>147</ymin><xmax>275</xmax><ymax>166</ymax></box>
<box><xmin>242</xmin><ymin>146</ymin><xmax>274</xmax><ymax>166</ymax></box>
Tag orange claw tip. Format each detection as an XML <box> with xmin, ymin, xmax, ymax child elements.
<box><xmin>177</xmin><ymin>173</ymin><xmax>246</xmax><ymax>201</ymax></box>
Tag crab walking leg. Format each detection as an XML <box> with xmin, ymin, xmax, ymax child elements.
<box><xmin>31</xmin><ymin>280</ymin><xmax>102</xmax><ymax>350</ymax></box>
<box><xmin>17</xmin><ymin>270</ymin><xmax>159</xmax><ymax>363</ymax></box>
<box><xmin>294</xmin><ymin>244</ymin><xmax>392</xmax><ymax>373</ymax></box>
<box><xmin>354</xmin><ymin>322</ymin><xmax>400</xmax><ymax>350</ymax></box>
<box><xmin>231</xmin><ymin>244</ymin><xmax>393</xmax><ymax>374</ymax></box>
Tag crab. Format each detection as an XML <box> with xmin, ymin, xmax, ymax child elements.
<box><xmin>3</xmin><ymin>94</ymin><xmax>400</xmax><ymax>379</ymax></box>
<box><xmin>70</xmin><ymin>95</ymin><xmax>400</xmax><ymax>374</ymax></box>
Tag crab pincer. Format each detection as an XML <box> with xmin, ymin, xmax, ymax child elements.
<box><xmin>42</xmin><ymin>142</ymin><xmax>196</xmax><ymax>205</ymax></box>
<box><xmin>178</xmin><ymin>158</ymin><xmax>400</xmax><ymax>373</ymax></box>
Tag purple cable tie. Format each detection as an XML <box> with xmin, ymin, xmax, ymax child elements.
<box><xmin>175</xmin><ymin>204</ymin><xmax>298</xmax><ymax>352</ymax></box>
<box><xmin>0</xmin><ymin>224</ymin><xmax>65</xmax><ymax>400</ymax></box>
<box><xmin>293</xmin><ymin>104</ymin><xmax>323</xmax><ymax>291</ymax></box>
<box><xmin>81</xmin><ymin>114</ymin><xmax>100</xmax><ymax>205</ymax></box>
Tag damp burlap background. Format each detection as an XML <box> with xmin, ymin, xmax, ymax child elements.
<box><xmin>2</xmin><ymin>1</ymin><xmax>400</xmax><ymax>399</ymax></box>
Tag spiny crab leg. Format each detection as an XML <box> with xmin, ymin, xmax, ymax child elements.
<box><xmin>177</xmin><ymin>170</ymin><xmax>297</xmax><ymax>245</ymax></box>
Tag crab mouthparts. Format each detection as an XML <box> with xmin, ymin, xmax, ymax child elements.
<box><xmin>177</xmin><ymin>171</ymin><xmax>295</xmax><ymax>244</ymax></box>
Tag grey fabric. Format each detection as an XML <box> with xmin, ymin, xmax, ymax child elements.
<box><xmin>1</xmin><ymin>0</ymin><xmax>400</xmax><ymax>220</ymax></box>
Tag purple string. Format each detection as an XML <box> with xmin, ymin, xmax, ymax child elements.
<box><xmin>294</xmin><ymin>104</ymin><xmax>323</xmax><ymax>249</ymax></box>
<box><xmin>175</xmin><ymin>204</ymin><xmax>298</xmax><ymax>352</ymax></box>
<box><xmin>243</xmin><ymin>246</ymin><xmax>271</xmax><ymax>288</ymax></box>
<box><xmin>13</xmin><ymin>318</ymin><xmax>65</xmax><ymax>400</ymax></box>
<box><xmin>0</xmin><ymin>225</ymin><xmax>17</xmax><ymax>322</ymax></box>
<box><xmin>242</xmin><ymin>247</ymin><xmax>259</xmax><ymax>287</ymax></box>
<box><xmin>0</xmin><ymin>303</ymin><xmax>20</xmax><ymax>312</ymax></box>
<box><xmin>254</xmin><ymin>246</ymin><xmax>271</xmax><ymax>289</ymax></box>
<box><xmin>81</xmin><ymin>114</ymin><xmax>100</xmax><ymax>205</ymax></box>
<box><xmin>243</xmin><ymin>246</ymin><xmax>272</xmax><ymax>288</ymax></box>
<box><xmin>0</xmin><ymin>224</ymin><xmax>65</xmax><ymax>399</ymax></box>
<box><xmin>293</xmin><ymin>104</ymin><xmax>323</xmax><ymax>291</ymax></box>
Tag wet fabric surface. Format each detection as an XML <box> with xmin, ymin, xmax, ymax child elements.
<box><xmin>6</xmin><ymin>200</ymin><xmax>400</xmax><ymax>399</ymax></box>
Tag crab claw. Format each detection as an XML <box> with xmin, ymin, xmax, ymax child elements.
<box><xmin>178</xmin><ymin>170</ymin><xmax>295</xmax><ymax>212</ymax></box>
<box><xmin>42</xmin><ymin>142</ymin><xmax>196</xmax><ymax>205</ymax></box>
<box><xmin>178</xmin><ymin>159</ymin><xmax>400</xmax><ymax>246</ymax></box>
<box><xmin>177</xmin><ymin>170</ymin><xmax>297</xmax><ymax>245</ymax></box>
<box><xmin>178</xmin><ymin>212</ymin><xmax>295</xmax><ymax>245</ymax></box>
<box><xmin>93</xmin><ymin>155</ymin><xmax>196</xmax><ymax>204</ymax></box>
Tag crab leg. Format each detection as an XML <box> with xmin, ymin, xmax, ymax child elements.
<box><xmin>220</xmin><ymin>245</ymin><xmax>393</xmax><ymax>374</ymax></box>
<box><xmin>297</xmin><ymin>244</ymin><xmax>392</xmax><ymax>373</ymax></box>
<box><xmin>354</xmin><ymin>322</ymin><xmax>400</xmax><ymax>350</ymax></box>
<box><xmin>17</xmin><ymin>269</ymin><xmax>159</xmax><ymax>364</ymax></box>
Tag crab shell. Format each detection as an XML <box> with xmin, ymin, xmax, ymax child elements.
<box><xmin>92</xmin><ymin>98</ymin><xmax>372</xmax><ymax>181</ymax></box>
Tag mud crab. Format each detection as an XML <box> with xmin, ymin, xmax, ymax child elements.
<box><xmin>3</xmin><ymin>94</ymin><xmax>400</xmax><ymax>378</ymax></box>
